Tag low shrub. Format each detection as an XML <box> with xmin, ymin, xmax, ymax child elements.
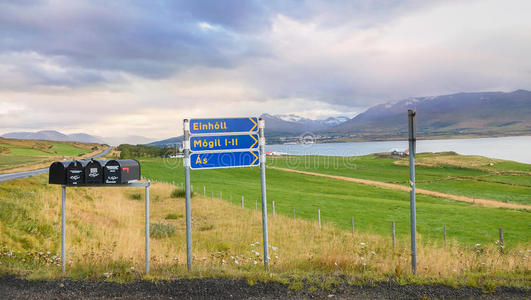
<box><xmin>130</xmin><ymin>193</ymin><xmax>142</xmax><ymax>200</ymax></box>
<box><xmin>170</xmin><ymin>188</ymin><xmax>195</xmax><ymax>199</ymax></box>
<box><xmin>149</xmin><ymin>223</ymin><xmax>177</xmax><ymax>239</ymax></box>
<box><xmin>164</xmin><ymin>213</ymin><xmax>182</xmax><ymax>220</ymax></box>
<box><xmin>199</xmin><ymin>224</ymin><xmax>214</xmax><ymax>231</ymax></box>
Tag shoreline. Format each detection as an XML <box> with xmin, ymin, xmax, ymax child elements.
<box><xmin>267</xmin><ymin>133</ymin><xmax>531</xmax><ymax>145</ymax></box>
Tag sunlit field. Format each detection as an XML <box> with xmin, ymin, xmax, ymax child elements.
<box><xmin>0</xmin><ymin>175</ymin><xmax>528</xmax><ymax>288</ymax></box>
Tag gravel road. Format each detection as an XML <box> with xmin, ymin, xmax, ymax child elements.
<box><xmin>0</xmin><ymin>275</ymin><xmax>528</xmax><ymax>299</ymax></box>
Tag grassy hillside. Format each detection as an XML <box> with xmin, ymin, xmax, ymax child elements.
<box><xmin>0</xmin><ymin>175</ymin><xmax>528</xmax><ymax>288</ymax></box>
<box><xmin>138</xmin><ymin>156</ymin><xmax>530</xmax><ymax>246</ymax></box>
<box><xmin>0</xmin><ymin>138</ymin><xmax>103</xmax><ymax>173</ymax></box>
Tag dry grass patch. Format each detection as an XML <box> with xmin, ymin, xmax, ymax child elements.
<box><xmin>0</xmin><ymin>177</ymin><xmax>529</xmax><ymax>287</ymax></box>
<box><xmin>393</xmin><ymin>152</ymin><xmax>502</xmax><ymax>169</ymax></box>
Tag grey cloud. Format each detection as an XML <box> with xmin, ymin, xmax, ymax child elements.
<box><xmin>168</xmin><ymin>0</ymin><xmax>272</xmax><ymax>32</ymax></box>
<box><xmin>0</xmin><ymin>0</ymin><xmax>441</xmax><ymax>89</ymax></box>
<box><xmin>0</xmin><ymin>52</ymin><xmax>111</xmax><ymax>89</ymax></box>
<box><xmin>0</xmin><ymin>0</ymin><xmax>270</xmax><ymax>85</ymax></box>
<box><xmin>0</xmin><ymin>0</ymin><xmax>529</xmax><ymax>112</ymax></box>
<box><xmin>265</xmin><ymin>0</ymin><xmax>453</xmax><ymax>28</ymax></box>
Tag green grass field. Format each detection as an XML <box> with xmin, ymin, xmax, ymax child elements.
<box><xmin>0</xmin><ymin>155</ymin><xmax>45</xmax><ymax>170</ymax></box>
<box><xmin>1</xmin><ymin>175</ymin><xmax>528</xmax><ymax>287</ymax></box>
<box><xmin>139</xmin><ymin>156</ymin><xmax>530</xmax><ymax>247</ymax></box>
<box><xmin>0</xmin><ymin>142</ymin><xmax>90</xmax><ymax>157</ymax></box>
<box><xmin>0</xmin><ymin>139</ymin><xmax>98</xmax><ymax>172</ymax></box>
<box><xmin>266</xmin><ymin>153</ymin><xmax>531</xmax><ymax>205</ymax></box>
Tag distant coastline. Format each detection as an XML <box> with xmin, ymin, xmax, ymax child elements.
<box><xmin>266</xmin><ymin>135</ymin><xmax>531</xmax><ymax>163</ymax></box>
<box><xmin>267</xmin><ymin>132</ymin><xmax>531</xmax><ymax>145</ymax></box>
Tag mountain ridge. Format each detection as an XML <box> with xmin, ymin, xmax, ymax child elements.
<box><xmin>7</xmin><ymin>90</ymin><xmax>529</xmax><ymax>147</ymax></box>
<box><xmin>1</xmin><ymin>130</ymin><xmax>155</xmax><ymax>146</ymax></box>
<box><xmin>325</xmin><ymin>89</ymin><xmax>531</xmax><ymax>140</ymax></box>
<box><xmin>2</xmin><ymin>130</ymin><xmax>103</xmax><ymax>144</ymax></box>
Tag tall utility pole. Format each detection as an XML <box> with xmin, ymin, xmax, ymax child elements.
<box><xmin>183</xmin><ymin>119</ymin><xmax>192</xmax><ymax>271</ymax></box>
<box><xmin>258</xmin><ymin>118</ymin><xmax>269</xmax><ymax>270</ymax></box>
<box><xmin>408</xmin><ymin>109</ymin><xmax>417</xmax><ymax>275</ymax></box>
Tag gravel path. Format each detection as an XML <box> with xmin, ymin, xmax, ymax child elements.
<box><xmin>0</xmin><ymin>275</ymin><xmax>528</xmax><ymax>299</ymax></box>
<box><xmin>272</xmin><ymin>167</ymin><xmax>530</xmax><ymax>209</ymax></box>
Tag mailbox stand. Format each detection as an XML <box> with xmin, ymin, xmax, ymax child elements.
<box><xmin>60</xmin><ymin>181</ymin><xmax>151</xmax><ymax>275</ymax></box>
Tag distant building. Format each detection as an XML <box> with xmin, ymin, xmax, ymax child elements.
<box><xmin>389</xmin><ymin>148</ymin><xmax>408</xmax><ymax>157</ymax></box>
<box><xmin>265</xmin><ymin>151</ymin><xmax>287</xmax><ymax>156</ymax></box>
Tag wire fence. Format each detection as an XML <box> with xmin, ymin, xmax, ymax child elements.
<box><xmin>144</xmin><ymin>178</ymin><xmax>509</xmax><ymax>250</ymax></box>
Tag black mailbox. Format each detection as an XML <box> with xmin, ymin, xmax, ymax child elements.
<box><xmin>66</xmin><ymin>160</ymin><xmax>84</xmax><ymax>185</ymax></box>
<box><xmin>80</xmin><ymin>159</ymin><xmax>106</xmax><ymax>184</ymax></box>
<box><xmin>49</xmin><ymin>161</ymin><xmax>72</xmax><ymax>184</ymax></box>
<box><xmin>104</xmin><ymin>160</ymin><xmax>140</xmax><ymax>184</ymax></box>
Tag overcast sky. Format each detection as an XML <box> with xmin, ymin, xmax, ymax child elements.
<box><xmin>1</xmin><ymin>0</ymin><xmax>530</xmax><ymax>139</ymax></box>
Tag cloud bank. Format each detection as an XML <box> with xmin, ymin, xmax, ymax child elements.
<box><xmin>1</xmin><ymin>0</ymin><xmax>530</xmax><ymax>138</ymax></box>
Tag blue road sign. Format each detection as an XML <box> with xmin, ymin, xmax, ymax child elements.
<box><xmin>190</xmin><ymin>134</ymin><xmax>258</xmax><ymax>152</ymax></box>
<box><xmin>190</xmin><ymin>117</ymin><xmax>258</xmax><ymax>134</ymax></box>
<box><xmin>190</xmin><ymin>151</ymin><xmax>259</xmax><ymax>170</ymax></box>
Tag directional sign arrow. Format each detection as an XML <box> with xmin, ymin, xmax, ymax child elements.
<box><xmin>190</xmin><ymin>117</ymin><xmax>258</xmax><ymax>135</ymax></box>
<box><xmin>190</xmin><ymin>134</ymin><xmax>258</xmax><ymax>152</ymax></box>
<box><xmin>190</xmin><ymin>151</ymin><xmax>259</xmax><ymax>170</ymax></box>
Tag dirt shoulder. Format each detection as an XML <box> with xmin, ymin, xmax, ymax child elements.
<box><xmin>0</xmin><ymin>275</ymin><xmax>528</xmax><ymax>299</ymax></box>
<box><xmin>271</xmin><ymin>167</ymin><xmax>530</xmax><ymax>210</ymax></box>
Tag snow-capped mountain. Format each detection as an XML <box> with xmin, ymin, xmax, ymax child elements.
<box><xmin>148</xmin><ymin>114</ymin><xmax>351</xmax><ymax>147</ymax></box>
<box><xmin>271</xmin><ymin>114</ymin><xmax>349</xmax><ymax>127</ymax></box>
<box><xmin>261</xmin><ymin>113</ymin><xmax>350</xmax><ymax>135</ymax></box>
<box><xmin>326</xmin><ymin>90</ymin><xmax>531</xmax><ymax>139</ymax></box>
